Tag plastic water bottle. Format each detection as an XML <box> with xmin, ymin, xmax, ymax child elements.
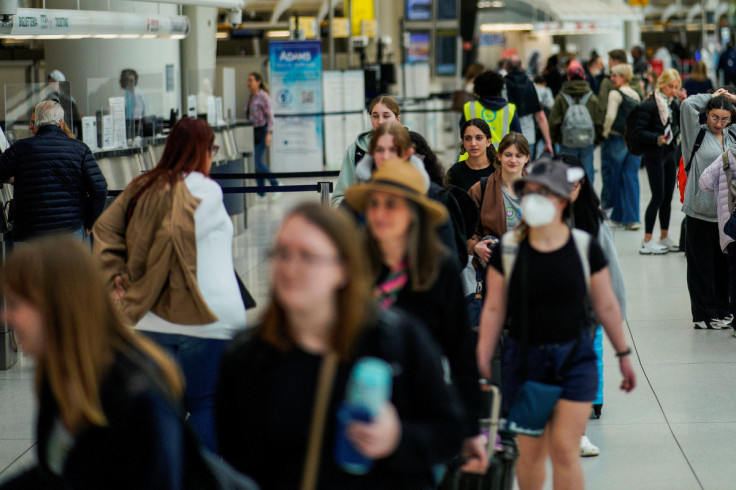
<box><xmin>335</xmin><ymin>357</ymin><xmax>393</xmax><ymax>474</ymax></box>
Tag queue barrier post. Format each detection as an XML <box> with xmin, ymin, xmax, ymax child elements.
<box><xmin>318</xmin><ymin>181</ymin><xmax>333</xmax><ymax>206</ymax></box>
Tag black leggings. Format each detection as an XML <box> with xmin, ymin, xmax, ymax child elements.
<box><xmin>643</xmin><ymin>147</ymin><xmax>676</xmax><ymax>235</ymax></box>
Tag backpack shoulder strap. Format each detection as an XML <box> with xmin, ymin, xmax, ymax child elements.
<box><xmin>479</xmin><ymin>175</ymin><xmax>490</xmax><ymax>207</ymax></box>
<box><xmin>686</xmin><ymin>127</ymin><xmax>708</xmax><ymax>173</ymax></box>
<box><xmin>728</xmin><ymin>126</ymin><xmax>736</xmax><ymax>142</ymax></box>
<box><xmin>723</xmin><ymin>150</ymin><xmax>731</xmax><ymax>175</ymax></box>
<box><xmin>580</xmin><ymin>92</ymin><xmax>592</xmax><ymax>105</ymax></box>
<box><xmin>500</xmin><ymin>230</ymin><xmax>521</xmax><ymax>288</ymax></box>
<box><xmin>561</xmin><ymin>92</ymin><xmax>573</xmax><ymax>105</ymax></box>
<box><xmin>570</xmin><ymin>228</ymin><xmax>592</xmax><ymax>295</ymax></box>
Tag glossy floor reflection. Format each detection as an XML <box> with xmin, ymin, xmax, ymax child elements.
<box><xmin>0</xmin><ymin>159</ymin><xmax>731</xmax><ymax>490</ymax></box>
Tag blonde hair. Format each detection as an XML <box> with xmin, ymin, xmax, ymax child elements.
<box><xmin>611</xmin><ymin>63</ymin><xmax>633</xmax><ymax>84</ymax></box>
<box><xmin>657</xmin><ymin>68</ymin><xmax>682</xmax><ymax>91</ymax></box>
<box><xmin>2</xmin><ymin>237</ymin><xmax>183</xmax><ymax>433</ymax></box>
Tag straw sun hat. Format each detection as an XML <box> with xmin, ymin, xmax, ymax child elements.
<box><xmin>344</xmin><ymin>159</ymin><xmax>448</xmax><ymax>225</ymax></box>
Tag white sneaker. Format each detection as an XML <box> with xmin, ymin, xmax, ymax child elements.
<box><xmin>693</xmin><ymin>319</ymin><xmax>726</xmax><ymax>330</ymax></box>
<box><xmin>580</xmin><ymin>435</ymin><xmax>600</xmax><ymax>457</ymax></box>
<box><xmin>657</xmin><ymin>236</ymin><xmax>680</xmax><ymax>252</ymax></box>
<box><xmin>639</xmin><ymin>240</ymin><xmax>668</xmax><ymax>255</ymax></box>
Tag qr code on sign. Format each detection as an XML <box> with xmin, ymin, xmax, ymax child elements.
<box><xmin>301</xmin><ymin>91</ymin><xmax>315</xmax><ymax>104</ymax></box>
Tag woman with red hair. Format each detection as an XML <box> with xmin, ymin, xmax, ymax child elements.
<box><xmin>93</xmin><ymin>117</ymin><xmax>247</xmax><ymax>453</ymax></box>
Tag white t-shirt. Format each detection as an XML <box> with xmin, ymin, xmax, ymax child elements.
<box><xmin>136</xmin><ymin>172</ymin><xmax>247</xmax><ymax>339</ymax></box>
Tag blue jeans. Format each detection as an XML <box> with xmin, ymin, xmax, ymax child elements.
<box><xmin>142</xmin><ymin>332</ymin><xmax>228</xmax><ymax>453</ymax></box>
<box><xmin>600</xmin><ymin>139</ymin><xmax>614</xmax><ymax>209</ymax></box>
<box><xmin>606</xmin><ymin>135</ymin><xmax>640</xmax><ymax>225</ymax></box>
<box><xmin>254</xmin><ymin>126</ymin><xmax>279</xmax><ymax>196</ymax></box>
<box><xmin>558</xmin><ymin>144</ymin><xmax>595</xmax><ymax>184</ymax></box>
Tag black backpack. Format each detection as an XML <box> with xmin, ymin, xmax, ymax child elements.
<box><xmin>623</xmin><ymin>104</ymin><xmax>647</xmax><ymax>156</ymax></box>
<box><xmin>611</xmin><ymin>89</ymin><xmax>639</xmax><ymax>134</ymax></box>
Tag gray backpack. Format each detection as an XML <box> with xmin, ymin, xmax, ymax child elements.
<box><xmin>560</xmin><ymin>92</ymin><xmax>595</xmax><ymax>148</ymax></box>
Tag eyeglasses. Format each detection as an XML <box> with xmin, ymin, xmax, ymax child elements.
<box><xmin>518</xmin><ymin>187</ymin><xmax>555</xmax><ymax>198</ymax></box>
<box><xmin>210</xmin><ymin>145</ymin><xmax>220</xmax><ymax>156</ymax></box>
<box><xmin>709</xmin><ymin>113</ymin><xmax>731</xmax><ymax>125</ymax></box>
<box><xmin>267</xmin><ymin>247</ymin><xmax>342</xmax><ymax>268</ymax></box>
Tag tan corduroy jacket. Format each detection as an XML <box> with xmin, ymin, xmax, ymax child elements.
<box><xmin>93</xmin><ymin>177</ymin><xmax>218</xmax><ymax>326</ymax></box>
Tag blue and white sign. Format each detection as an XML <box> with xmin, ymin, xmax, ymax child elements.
<box><xmin>269</xmin><ymin>40</ymin><xmax>324</xmax><ymax>170</ymax></box>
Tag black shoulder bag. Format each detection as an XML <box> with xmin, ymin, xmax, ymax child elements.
<box><xmin>505</xmin><ymin>241</ymin><xmax>585</xmax><ymax>437</ymax></box>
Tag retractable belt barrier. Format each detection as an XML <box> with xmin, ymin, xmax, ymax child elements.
<box><xmin>107</xmin><ymin>172</ymin><xmax>336</xmax><ymax>205</ymax></box>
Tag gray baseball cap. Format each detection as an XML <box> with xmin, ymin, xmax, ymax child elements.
<box><xmin>513</xmin><ymin>157</ymin><xmax>585</xmax><ymax>198</ymax></box>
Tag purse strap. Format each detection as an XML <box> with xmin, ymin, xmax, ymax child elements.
<box><xmin>300</xmin><ymin>351</ymin><xmax>339</xmax><ymax>490</ymax></box>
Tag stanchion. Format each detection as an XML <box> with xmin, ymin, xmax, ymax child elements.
<box><xmin>318</xmin><ymin>181</ymin><xmax>332</xmax><ymax>206</ymax></box>
<box><xmin>0</xmin><ymin>236</ymin><xmax>17</xmax><ymax>370</ymax></box>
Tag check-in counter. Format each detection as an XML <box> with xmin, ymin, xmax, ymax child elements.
<box><xmin>94</xmin><ymin>147</ymin><xmax>146</xmax><ymax>198</ymax></box>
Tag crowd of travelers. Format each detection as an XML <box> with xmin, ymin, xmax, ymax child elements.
<box><xmin>3</xmin><ymin>40</ymin><xmax>736</xmax><ymax>490</ymax></box>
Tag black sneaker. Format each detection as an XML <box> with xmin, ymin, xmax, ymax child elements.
<box><xmin>693</xmin><ymin>320</ymin><xmax>726</xmax><ymax>330</ymax></box>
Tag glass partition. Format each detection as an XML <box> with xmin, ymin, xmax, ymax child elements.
<box><xmin>87</xmin><ymin>71</ymin><xmax>172</xmax><ymax>147</ymax></box>
<box><xmin>3</xmin><ymin>82</ymin><xmax>74</xmax><ymax>144</ymax></box>
<box><xmin>185</xmin><ymin>68</ymin><xmax>217</xmax><ymax>119</ymax></box>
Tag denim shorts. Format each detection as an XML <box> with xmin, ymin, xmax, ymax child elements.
<box><xmin>501</xmin><ymin>328</ymin><xmax>599</xmax><ymax>413</ymax></box>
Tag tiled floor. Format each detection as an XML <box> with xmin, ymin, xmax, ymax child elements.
<box><xmin>1</xmin><ymin>155</ymin><xmax>734</xmax><ymax>490</ymax></box>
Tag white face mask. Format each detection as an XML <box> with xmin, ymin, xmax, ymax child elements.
<box><xmin>521</xmin><ymin>194</ymin><xmax>558</xmax><ymax>227</ymax></box>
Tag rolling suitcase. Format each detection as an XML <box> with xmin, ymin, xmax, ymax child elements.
<box><xmin>447</xmin><ymin>385</ymin><xmax>517</xmax><ymax>490</ymax></box>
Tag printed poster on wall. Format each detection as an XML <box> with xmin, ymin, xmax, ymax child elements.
<box><xmin>269</xmin><ymin>40</ymin><xmax>324</xmax><ymax>171</ymax></box>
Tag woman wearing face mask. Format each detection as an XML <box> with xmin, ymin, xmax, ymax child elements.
<box><xmin>681</xmin><ymin>89</ymin><xmax>736</xmax><ymax>329</ymax></box>
<box><xmin>477</xmin><ymin>159</ymin><xmax>636</xmax><ymax>490</ymax></box>
<box><xmin>634</xmin><ymin>69</ymin><xmax>684</xmax><ymax>255</ymax></box>
<box><xmin>216</xmin><ymin>202</ymin><xmax>463</xmax><ymax>489</ymax></box>
<box><xmin>333</xmin><ymin>120</ymin><xmax>429</xmax><ymax>206</ymax></box>
<box><xmin>332</xmin><ymin>95</ymin><xmax>403</xmax><ymax>206</ymax></box>
<box><xmin>346</xmin><ymin>161</ymin><xmax>487</xmax><ymax>477</ymax></box>
<box><xmin>446</xmin><ymin>118</ymin><xmax>498</xmax><ymax>192</ymax></box>
<box><xmin>468</xmin><ymin>132</ymin><xmax>531</xmax><ymax>265</ymax></box>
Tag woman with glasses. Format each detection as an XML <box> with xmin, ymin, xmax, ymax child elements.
<box><xmin>477</xmin><ymin>158</ymin><xmax>636</xmax><ymax>490</ymax></box>
<box><xmin>93</xmin><ymin>117</ymin><xmax>246</xmax><ymax>453</ymax></box>
<box><xmin>680</xmin><ymin>89</ymin><xmax>736</xmax><ymax>329</ymax></box>
<box><xmin>216</xmin><ymin>202</ymin><xmax>463</xmax><ymax>489</ymax></box>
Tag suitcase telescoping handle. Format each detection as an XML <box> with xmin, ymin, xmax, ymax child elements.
<box><xmin>479</xmin><ymin>385</ymin><xmax>501</xmax><ymax>458</ymax></box>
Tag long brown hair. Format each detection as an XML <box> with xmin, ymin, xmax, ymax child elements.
<box><xmin>366</xmin><ymin>198</ymin><xmax>443</xmax><ymax>292</ymax></box>
<box><xmin>249</xmin><ymin>72</ymin><xmax>270</xmax><ymax>95</ymax></box>
<box><xmin>368</xmin><ymin>122</ymin><xmax>412</xmax><ymax>158</ymax></box>
<box><xmin>132</xmin><ymin>117</ymin><xmax>213</xmax><ymax>194</ymax></box>
<box><xmin>495</xmin><ymin>132</ymin><xmax>531</xmax><ymax>170</ymax></box>
<box><xmin>260</xmin><ymin>203</ymin><xmax>373</xmax><ymax>361</ymax></box>
<box><xmin>1</xmin><ymin>236</ymin><xmax>183</xmax><ymax>433</ymax></box>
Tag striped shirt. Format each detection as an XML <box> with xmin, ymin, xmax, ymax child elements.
<box><xmin>246</xmin><ymin>89</ymin><xmax>274</xmax><ymax>131</ymax></box>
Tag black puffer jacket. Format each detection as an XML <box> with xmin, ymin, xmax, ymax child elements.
<box><xmin>634</xmin><ymin>96</ymin><xmax>680</xmax><ymax>158</ymax></box>
<box><xmin>0</xmin><ymin>125</ymin><xmax>108</xmax><ymax>241</ymax></box>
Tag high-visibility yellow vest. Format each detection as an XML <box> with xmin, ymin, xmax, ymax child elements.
<box><xmin>463</xmin><ymin>100</ymin><xmax>517</xmax><ymax>146</ymax></box>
